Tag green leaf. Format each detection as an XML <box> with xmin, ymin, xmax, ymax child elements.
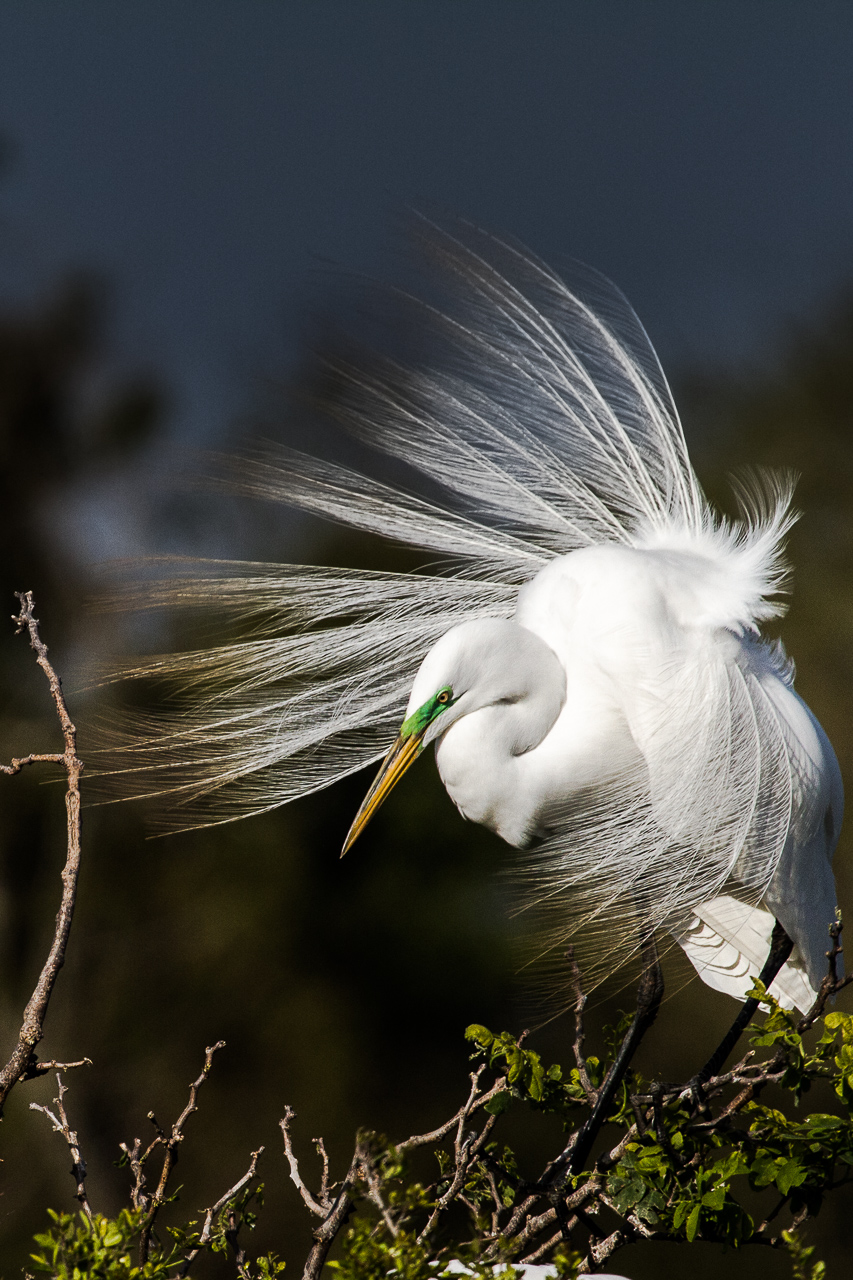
<box><xmin>751</xmin><ymin>1152</ymin><xmax>779</xmax><ymax>1188</ymax></box>
<box><xmin>483</xmin><ymin>1090</ymin><xmax>513</xmax><ymax>1116</ymax></box>
<box><xmin>803</xmin><ymin>1113</ymin><xmax>844</xmax><ymax>1131</ymax></box>
<box><xmin>776</xmin><ymin>1159</ymin><xmax>807</xmax><ymax>1196</ymax></box>
<box><xmin>686</xmin><ymin>1203</ymin><xmax>701</xmax><ymax>1242</ymax></box>
<box><xmin>673</xmin><ymin>1201</ymin><xmax>690</xmax><ymax>1229</ymax></box>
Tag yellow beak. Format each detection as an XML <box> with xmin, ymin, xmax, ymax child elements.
<box><xmin>341</xmin><ymin>730</ymin><xmax>424</xmax><ymax>856</ymax></box>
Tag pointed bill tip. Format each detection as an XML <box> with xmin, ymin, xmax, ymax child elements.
<box><xmin>340</xmin><ymin>828</ymin><xmax>358</xmax><ymax>858</ymax></box>
<box><xmin>340</xmin><ymin>731</ymin><xmax>423</xmax><ymax>858</ymax></box>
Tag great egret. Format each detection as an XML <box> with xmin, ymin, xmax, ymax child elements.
<box><xmin>109</xmin><ymin>224</ymin><xmax>841</xmax><ymax>1016</ymax></box>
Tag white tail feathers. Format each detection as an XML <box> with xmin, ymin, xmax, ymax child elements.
<box><xmin>676</xmin><ymin>895</ymin><xmax>815</xmax><ymax>1013</ymax></box>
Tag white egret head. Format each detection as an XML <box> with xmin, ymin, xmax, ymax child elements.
<box><xmin>341</xmin><ymin>618</ymin><xmax>566</xmax><ymax>854</ymax></box>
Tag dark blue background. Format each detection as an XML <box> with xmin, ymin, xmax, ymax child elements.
<box><xmin>2</xmin><ymin>3</ymin><xmax>852</xmax><ymax>446</ymax></box>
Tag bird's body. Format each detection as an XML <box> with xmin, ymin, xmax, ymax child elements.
<box><xmin>111</xmin><ymin>224</ymin><xmax>842</xmax><ymax>1014</ymax></box>
<box><xmin>402</xmin><ymin>543</ymin><xmax>842</xmax><ymax>1010</ymax></box>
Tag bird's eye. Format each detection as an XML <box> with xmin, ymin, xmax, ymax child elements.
<box><xmin>436</xmin><ymin>689</ymin><xmax>451</xmax><ymax>705</ymax></box>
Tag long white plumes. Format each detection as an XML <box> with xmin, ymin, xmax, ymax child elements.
<box><xmin>511</xmin><ymin>636</ymin><xmax>798</xmax><ymax>995</ymax></box>
<box><xmin>100</xmin><ymin>224</ymin><xmax>801</xmax><ymax>991</ymax></box>
<box><xmin>99</xmin><ymin>564</ymin><xmax>516</xmax><ymax>821</ymax></box>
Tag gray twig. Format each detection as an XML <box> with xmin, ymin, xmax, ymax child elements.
<box><xmin>138</xmin><ymin>1040</ymin><xmax>226</xmax><ymax>1264</ymax></box>
<box><xmin>300</xmin><ymin>1143</ymin><xmax>364</xmax><ymax>1280</ymax></box>
<box><xmin>0</xmin><ymin>592</ymin><xmax>85</xmax><ymax>1115</ymax></box>
<box><xmin>30</xmin><ymin>1073</ymin><xmax>92</xmax><ymax>1220</ymax></box>
<box><xmin>280</xmin><ymin>1107</ymin><xmax>328</xmax><ymax>1217</ymax></box>
<box><xmin>178</xmin><ymin>1146</ymin><xmax>264</xmax><ymax>1277</ymax></box>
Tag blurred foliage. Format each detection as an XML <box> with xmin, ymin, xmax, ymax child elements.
<box><xmin>29</xmin><ymin>1203</ymin><xmax>285</xmax><ymax>1280</ymax></box>
<box><xmin>0</xmin><ymin>274</ymin><xmax>162</xmax><ymax>638</ymax></box>
<box><xmin>1</xmin><ymin>271</ymin><xmax>853</xmax><ymax>1280</ymax></box>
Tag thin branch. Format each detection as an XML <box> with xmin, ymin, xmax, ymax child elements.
<box><xmin>119</xmin><ymin>1137</ymin><xmax>148</xmax><ymax>1212</ymax></box>
<box><xmin>30</xmin><ymin>1073</ymin><xmax>93</xmax><ymax>1220</ymax></box>
<box><xmin>178</xmin><ymin>1146</ymin><xmax>264</xmax><ymax>1277</ymax></box>
<box><xmin>798</xmin><ymin>920</ymin><xmax>853</xmax><ymax>1032</ymax></box>
<box><xmin>280</xmin><ymin>1107</ymin><xmax>329</xmax><ymax>1217</ymax></box>
<box><xmin>395</xmin><ymin>1070</ymin><xmax>508</xmax><ymax>1153</ymax></box>
<box><xmin>520</xmin><ymin>1225</ymin><xmax>565</xmax><ymax>1264</ymax></box>
<box><xmin>138</xmin><ymin>1040</ymin><xmax>226</xmax><ymax>1264</ymax></box>
<box><xmin>313</xmin><ymin>1136</ymin><xmax>331</xmax><ymax>1204</ymax></box>
<box><xmin>566</xmin><ymin>946</ymin><xmax>596</xmax><ymax>1104</ymax></box>
<box><xmin>512</xmin><ymin>1178</ymin><xmax>601</xmax><ymax>1254</ymax></box>
<box><xmin>0</xmin><ymin>592</ymin><xmax>85</xmax><ymax>1115</ymax></box>
<box><xmin>301</xmin><ymin>1143</ymin><xmax>364</xmax><ymax>1280</ymax></box>
<box><xmin>0</xmin><ymin>751</ymin><xmax>66</xmax><ymax>775</ymax></box>
<box><xmin>362</xmin><ymin>1159</ymin><xmax>399</xmax><ymax>1239</ymax></box>
<box><xmin>20</xmin><ymin>1056</ymin><xmax>92</xmax><ymax>1079</ymax></box>
<box><xmin>578</xmin><ymin>1225</ymin><xmax>629</xmax><ymax>1273</ymax></box>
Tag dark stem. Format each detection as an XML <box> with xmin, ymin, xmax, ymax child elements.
<box><xmin>300</xmin><ymin>1149</ymin><xmax>362</xmax><ymax>1280</ymax></box>
<box><xmin>692</xmin><ymin>919</ymin><xmax>793</xmax><ymax>1086</ymax></box>
<box><xmin>566</xmin><ymin>933</ymin><xmax>663</xmax><ymax>1177</ymax></box>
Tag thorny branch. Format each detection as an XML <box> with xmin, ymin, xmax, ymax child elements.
<box><xmin>0</xmin><ymin>592</ymin><xmax>87</xmax><ymax>1116</ymax></box>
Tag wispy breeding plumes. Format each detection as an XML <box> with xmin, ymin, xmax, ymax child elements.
<box><xmin>98</xmin><ymin>223</ymin><xmax>832</xmax><ymax>1003</ymax></box>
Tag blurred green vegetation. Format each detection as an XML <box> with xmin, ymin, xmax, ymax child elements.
<box><xmin>1</xmin><ymin>275</ymin><xmax>853</xmax><ymax>1279</ymax></box>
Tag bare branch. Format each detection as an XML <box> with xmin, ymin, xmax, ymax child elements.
<box><xmin>119</xmin><ymin>1137</ymin><xmax>149</xmax><ymax>1212</ymax></box>
<box><xmin>20</xmin><ymin>1057</ymin><xmax>92</xmax><ymax>1079</ymax></box>
<box><xmin>280</xmin><ymin>1112</ymin><xmax>393</xmax><ymax>1280</ymax></box>
<box><xmin>138</xmin><ymin>1040</ymin><xmax>226</xmax><ymax>1264</ymax></box>
<box><xmin>30</xmin><ymin>1074</ymin><xmax>93</xmax><ymax>1220</ymax></box>
<box><xmin>395</xmin><ymin>1070</ymin><xmax>508</xmax><ymax>1154</ymax></box>
<box><xmin>362</xmin><ymin>1159</ymin><xmax>399</xmax><ymax>1239</ymax></box>
<box><xmin>280</xmin><ymin>1107</ymin><xmax>328</xmax><ymax>1217</ymax></box>
<box><xmin>178</xmin><ymin>1146</ymin><xmax>264</xmax><ymax>1277</ymax></box>
<box><xmin>0</xmin><ymin>752</ymin><xmax>66</xmax><ymax>775</ymax></box>
<box><xmin>313</xmin><ymin>1136</ymin><xmax>331</xmax><ymax>1204</ymax></box>
<box><xmin>566</xmin><ymin>946</ymin><xmax>596</xmax><ymax>1104</ymax></box>
<box><xmin>798</xmin><ymin>919</ymin><xmax>853</xmax><ymax>1032</ymax></box>
<box><xmin>579</xmin><ymin>1225</ymin><xmax>629</xmax><ymax>1273</ymax></box>
<box><xmin>513</xmin><ymin>1178</ymin><xmax>601</xmax><ymax>1255</ymax></box>
<box><xmin>301</xmin><ymin>1143</ymin><xmax>364</xmax><ymax>1280</ymax></box>
<box><xmin>0</xmin><ymin>593</ymin><xmax>85</xmax><ymax>1115</ymax></box>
